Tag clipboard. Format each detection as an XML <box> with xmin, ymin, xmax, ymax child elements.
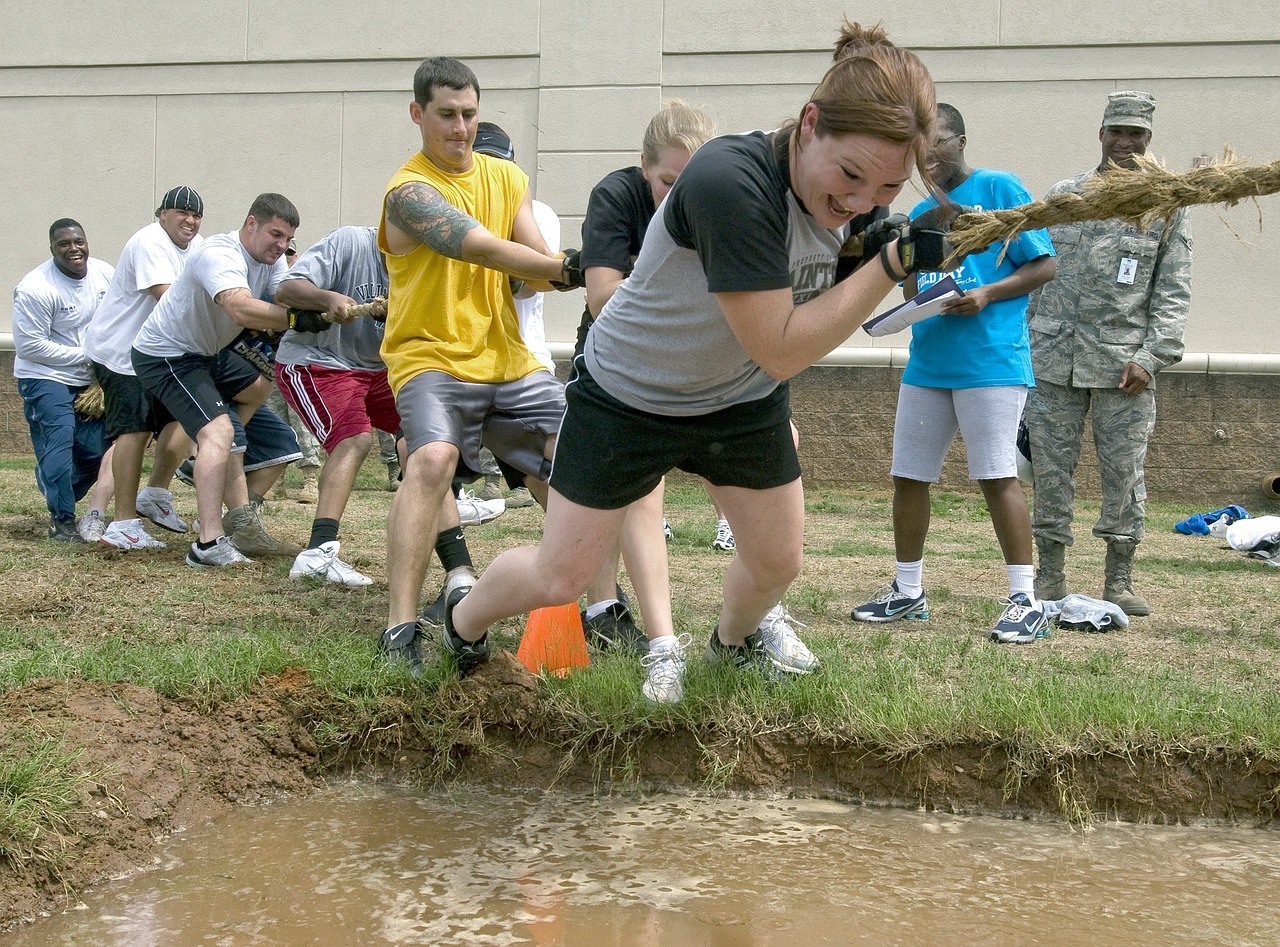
<box><xmin>862</xmin><ymin>276</ymin><xmax>964</xmax><ymax>338</ymax></box>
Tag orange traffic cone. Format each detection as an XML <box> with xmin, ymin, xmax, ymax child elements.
<box><xmin>517</xmin><ymin>602</ymin><xmax>590</xmax><ymax>676</ymax></box>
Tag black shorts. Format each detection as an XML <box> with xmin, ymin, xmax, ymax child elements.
<box><xmin>92</xmin><ymin>362</ymin><xmax>176</xmax><ymax>444</ymax></box>
<box><xmin>131</xmin><ymin>348</ymin><xmax>261</xmax><ymax>450</ymax></box>
<box><xmin>551</xmin><ymin>355</ymin><xmax>799</xmax><ymax>509</ymax></box>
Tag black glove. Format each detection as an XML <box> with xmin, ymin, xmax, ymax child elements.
<box><xmin>550</xmin><ymin>248</ymin><xmax>584</xmax><ymax>291</ymax></box>
<box><xmin>286</xmin><ymin>307</ymin><xmax>333</xmax><ymax>334</ymax></box>
<box><xmin>859</xmin><ymin>213</ymin><xmax>909</xmax><ymax>260</ymax></box>
<box><xmin>881</xmin><ymin>204</ymin><xmax>968</xmax><ymax>278</ymax></box>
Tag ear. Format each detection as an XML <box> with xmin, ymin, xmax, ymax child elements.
<box><xmin>799</xmin><ymin>101</ymin><xmax>820</xmax><ymax>139</ymax></box>
<box><xmin>410</xmin><ymin>100</ymin><xmax>423</xmax><ymax>127</ymax></box>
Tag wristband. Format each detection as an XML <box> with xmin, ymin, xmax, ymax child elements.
<box><xmin>879</xmin><ymin>241</ymin><xmax>908</xmax><ymax>282</ymax></box>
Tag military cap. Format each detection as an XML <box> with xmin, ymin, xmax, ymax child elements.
<box><xmin>1102</xmin><ymin>91</ymin><xmax>1155</xmax><ymax>131</ymax></box>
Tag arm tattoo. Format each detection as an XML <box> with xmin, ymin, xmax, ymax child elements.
<box><xmin>386</xmin><ymin>182</ymin><xmax>479</xmax><ymax>258</ymax></box>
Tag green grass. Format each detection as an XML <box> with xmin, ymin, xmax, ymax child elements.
<box><xmin>0</xmin><ymin>735</ymin><xmax>94</xmax><ymax>871</ymax></box>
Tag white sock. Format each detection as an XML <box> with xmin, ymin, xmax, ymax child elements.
<box><xmin>895</xmin><ymin>560</ymin><xmax>924</xmax><ymax>598</ymax></box>
<box><xmin>648</xmin><ymin>634</ymin><xmax>679</xmax><ymax>652</ymax></box>
<box><xmin>1008</xmin><ymin>564</ymin><xmax>1036</xmax><ymax>602</ymax></box>
<box><xmin>584</xmin><ymin>599</ymin><xmax>620</xmax><ymax>621</ymax></box>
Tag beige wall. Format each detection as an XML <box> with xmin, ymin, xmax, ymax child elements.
<box><xmin>3</xmin><ymin>2</ymin><xmax>1278</xmax><ymax>358</ymax></box>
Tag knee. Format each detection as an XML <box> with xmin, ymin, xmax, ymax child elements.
<box><xmin>345</xmin><ymin>430</ymin><xmax>375</xmax><ymax>456</ymax></box>
<box><xmin>540</xmin><ymin>568</ymin><xmax>594</xmax><ymax>607</ymax></box>
<box><xmin>197</xmin><ymin>415</ymin><xmax>235</xmax><ymax>454</ymax></box>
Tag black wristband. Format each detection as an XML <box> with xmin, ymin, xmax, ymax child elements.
<box><xmin>879</xmin><ymin>241</ymin><xmax>907</xmax><ymax>282</ymax></box>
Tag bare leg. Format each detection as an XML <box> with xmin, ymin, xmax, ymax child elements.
<box><xmin>892</xmin><ymin>476</ymin><xmax>932</xmax><ymax>563</ymax></box>
<box><xmin>111</xmin><ymin>431</ymin><xmax>150</xmax><ymax>521</ymax></box>
<box><xmin>315</xmin><ymin>432</ymin><xmax>374</xmax><ymax>522</ymax></box>
<box><xmin>618</xmin><ymin>481</ymin><xmax>673</xmax><ymax>640</ymax></box>
<box><xmin>194</xmin><ymin>416</ymin><xmax>236</xmax><ymax>543</ymax></box>
<box><xmin>387</xmin><ymin>441</ymin><xmax>459</xmax><ymax>628</ymax></box>
<box><xmin>86</xmin><ymin>444</ymin><xmax>115</xmax><ymax>515</ymax></box>
<box><xmin>245</xmin><ymin>463</ymin><xmax>285</xmax><ymax>499</ymax></box>
<box><xmin>705</xmin><ymin>479</ymin><xmax>805</xmax><ymax>645</ymax></box>
<box><xmin>147</xmin><ymin>421</ymin><xmax>190</xmax><ymax>488</ymax></box>
<box><xmin>980</xmin><ymin>476</ymin><xmax>1034</xmax><ymax>565</ymax></box>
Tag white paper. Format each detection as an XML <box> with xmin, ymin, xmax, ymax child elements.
<box><xmin>862</xmin><ymin>276</ymin><xmax>964</xmax><ymax>338</ymax></box>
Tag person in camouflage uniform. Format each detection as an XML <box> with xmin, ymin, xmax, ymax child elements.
<box><xmin>1024</xmin><ymin>91</ymin><xmax>1193</xmax><ymax>616</ymax></box>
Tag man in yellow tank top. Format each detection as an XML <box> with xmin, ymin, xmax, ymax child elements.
<box><xmin>377</xmin><ymin>56</ymin><xmax>581</xmax><ymax>674</ymax></box>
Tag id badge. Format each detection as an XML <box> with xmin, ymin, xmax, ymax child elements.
<box><xmin>1117</xmin><ymin>257</ymin><xmax>1138</xmax><ymax>285</ymax></box>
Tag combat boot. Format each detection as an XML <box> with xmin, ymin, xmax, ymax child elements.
<box><xmin>224</xmin><ymin>495</ymin><xmax>303</xmax><ymax>558</ymax></box>
<box><xmin>1103</xmin><ymin>539</ymin><xmax>1150</xmax><ymax>616</ymax></box>
<box><xmin>1034</xmin><ymin>539</ymin><xmax>1068</xmax><ymax>601</ymax></box>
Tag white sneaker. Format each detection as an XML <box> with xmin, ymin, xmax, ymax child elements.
<box><xmin>137</xmin><ymin>486</ymin><xmax>188</xmax><ymax>533</ymax></box>
<box><xmin>77</xmin><ymin>510</ymin><xmax>107</xmax><ymax>543</ymax></box>
<box><xmin>712</xmin><ymin>519</ymin><xmax>735</xmax><ymax>552</ymax></box>
<box><xmin>456</xmin><ymin>488</ymin><xmax>506</xmax><ymax>527</ymax></box>
<box><xmin>289</xmin><ymin>541</ymin><xmax>372</xmax><ymax>587</ymax></box>
<box><xmin>755</xmin><ymin>603</ymin><xmax>819</xmax><ymax>674</ymax></box>
<box><xmin>101</xmin><ymin>517</ymin><xmax>168</xmax><ymax>550</ymax></box>
<box><xmin>641</xmin><ymin>634</ymin><xmax>691</xmax><ymax>704</ymax></box>
<box><xmin>185</xmin><ymin>535</ymin><xmax>253</xmax><ymax>568</ymax></box>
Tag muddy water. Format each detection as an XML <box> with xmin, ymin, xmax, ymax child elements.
<box><xmin>11</xmin><ymin>784</ymin><xmax>1280</xmax><ymax>946</ymax></box>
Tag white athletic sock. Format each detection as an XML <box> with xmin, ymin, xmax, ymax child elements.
<box><xmin>895</xmin><ymin>560</ymin><xmax>924</xmax><ymax>598</ymax></box>
<box><xmin>648</xmin><ymin>634</ymin><xmax>679</xmax><ymax>652</ymax></box>
<box><xmin>584</xmin><ymin>599</ymin><xmax>620</xmax><ymax>621</ymax></box>
<box><xmin>1008</xmin><ymin>564</ymin><xmax>1036</xmax><ymax>602</ymax></box>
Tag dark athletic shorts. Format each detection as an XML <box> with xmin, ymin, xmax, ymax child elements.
<box><xmin>551</xmin><ymin>355</ymin><xmax>800</xmax><ymax>510</ymax></box>
<box><xmin>92</xmin><ymin>361</ymin><xmax>175</xmax><ymax>444</ymax></box>
<box><xmin>131</xmin><ymin>348</ymin><xmax>262</xmax><ymax>453</ymax></box>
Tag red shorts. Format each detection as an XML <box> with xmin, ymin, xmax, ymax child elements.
<box><xmin>274</xmin><ymin>362</ymin><xmax>400</xmax><ymax>453</ymax></box>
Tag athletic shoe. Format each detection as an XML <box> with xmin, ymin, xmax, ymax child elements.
<box><xmin>583</xmin><ymin>601</ymin><xmax>648</xmax><ymax>655</ymax></box>
<box><xmin>850</xmin><ymin>581</ymin><xmax>930</xmax><ymax>623</ymax></box>
<box><xmin>290</xmin><ymin>541</ymin><xmax>372</xmax><ymax>587</ymax></box>
<box><xmin>641</xmin><ymin>634</ymin><xmax>692</xmax><ymax>704</ymax></box>
<box><xmin>419</xmin><ymin>570</ymin><xmax>476</xmax><ymax>629</ymax></box>
<box><xmin>663</xmin><ymin>518</ymin><xmax>673</xmax><ymax>542</ymax></box>
<box><xmin>136</xmin><ymin>486</ymin><xmax>188</xmax><ymax>533</ymax></box>
<box><xmin>712</xmin><ymin>520</ymin><xmax>735</xmax><ymax>552</ymax></box>
<box><xmin>77</xmin><ymin>510</ymin><xmax>107</xmax><ymax>543</ymax></box>
<box><xmin>505</xmin><ymin>486</ymin><xmax>537</xmax><ymax>509</ymax></box>
<box><xmin>456</xmin><ymin>489</ymin><xmax>505</xmax><ymax>527</ymax></box>
<box><xmin>755</xmin><ymin>604</ymin><xmax>819</xmax><ymax>674</ymax></box>
<box><xmin>989</xmin><ymin>593</ymin><xmax>1050</xmax><ymax>645</ymax></box>
<box><xmin>101</xmin><ymin>517</ymin><xmax>167</xmax><ymax>550</ymax></box>
<box><xmin>379</xmin><ymin>621</ymin><xmax>423</xmax><ymax>677</ymax></box>
<box><xmin>703</xmin><ymin>625</ymin><xmax>770</xmax><ymax>673</ymax></box>
<box><xmin>47</xmin><ymin>517</ymin><xmax>85</xmax><ymax>543</ymax></box>
<box><xmin>174</xmin><ymin>458</ymin><xmax>195</xmax><ymax>487</ymax></box>
<box><xmin>185</xmin><ymin>536</ymin><xmax>253</xmax><ymax>568</ymax></box>
<box><xmin>442</xmin><ymin>584</ymin><xmax>489</xmax><ymax>676</ymax></box>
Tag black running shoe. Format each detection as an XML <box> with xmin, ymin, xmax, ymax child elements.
<box><xmin>379</xmin><ymin>621</ymin><xmax>423</xmax><ymax>677</ymax></box>
<box><xmin>703</xmin><ymin>625</ymin><xmax>768</xmax><ymax>672</ymax></box>
<box><xmin>583</xmin><ymin>601</ymin><xmax>648</xmax><ymax>655</ymax></box>
<box><xmin>442</xmin><ymin>585</ymin><xmax>489</xmax><ymax>676</ymax></box>
<box><xmin>419</xmin><ymin>588</ymin><xmax>447</xmax><ymax>628</ymax></box>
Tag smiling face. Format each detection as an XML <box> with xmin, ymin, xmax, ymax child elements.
<box><xmin>791</xmin><ymin>103</ymin><xmax>914</xmax><ymax>229</ymax></box>
<box><xmin>240</xmin><ymin>214</ymin><xmax>296</xmax><ymax>266</ymax></box>
<box><xmin>158</xmin><ymin>207</ymin><xmax>203</xmax><ymax>250</ymax></box>
<box><xmin>924</xmin><ymin>121</ymin><xmax>967</xmax><ymax>194</ymax></box>
<box><xmin>1099</xmin><ymin>124</ymin><xmax>1152</xmax><ymax>171</ymax></box>
<box><xmin>641</xmin><ymin>145</ymin><xmax>694</xmax><ymax>209</ymax></box>
<box><xmin>50</xmin><ymin>225</ymin><xmax>89</xmax><ymax>279</ymax></box>
<box><xmin>411</xmin><ymin>84</ymin><xmax>480</xmax><ymax>173</ymax></box>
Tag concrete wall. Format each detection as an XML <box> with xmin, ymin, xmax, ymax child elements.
<box><xmin>2</xmin><ymin>2</ymin><xmax>1278</xmax><ymax>356</ymax></box>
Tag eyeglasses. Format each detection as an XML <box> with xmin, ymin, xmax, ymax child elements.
<box><xmin>932</xmin><ymin>134</ymin><xmax>960</xmax><ymax>149</ymax></box>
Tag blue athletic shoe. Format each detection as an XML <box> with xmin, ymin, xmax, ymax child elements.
<box><xmin>989</xmin><ymin>593</ymin><xmax>1050</xmax><ymax>645</ymax></box>
<box><xmin>851</xmin><ymin>581</ymin><xmax>929</xmax><ymax>623</ymax></box>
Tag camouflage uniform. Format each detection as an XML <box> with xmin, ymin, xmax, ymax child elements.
<box><xmin>1024</xmin><ymin>174</ymin><xmax>1193</xmax><ymax>547</ymax></box>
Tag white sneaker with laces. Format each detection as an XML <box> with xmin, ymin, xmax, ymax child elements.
<box><xmin>289</xmin><ymin>541</ymin><xmax>372</xmax><ymax>587</ymax></box>
<box><xmin>755</xmin><ymin>603</ymin><xmax>819</xmax><ymax>674</ymax></box>
<box><xmin>137</xmin><ymin>486</ymin><xmax>188</xmax><ymax>533</ymax></box>
<box><xmin>101</xmin><ymin>517</ymin><xmax>168</xmax><ymax>550</ymax></box>
<box><xmin>641</xmin><ymin>634</ymin><xmax>692</xmax><ymax>704</ymax></box>
<box><xmin>186</xmin><ymin>536</ymin><xmax>253</xmax><ymax>568</ymax></box>
<box><xmin>712</xmin><ymin>519</ymin><xmax>735</xmax><ymax>551</ymax></box>
<box><xmin>456</xmin><ymin>489</ymin><xmax>506</xmax><ymax>527</ymax></box>
<box><xmin>77</xmin><ymin>510</ymin><xmax>107</xmax><ymax>543</ymax></box>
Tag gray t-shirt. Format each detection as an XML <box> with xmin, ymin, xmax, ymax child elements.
<box><xmin>584</xmin><ymin>131</ymin><xmax>845</xmax><ymax>416</ymax></box>
<box><xmin>274</xmin><ymin>226</ymin><xmax>390</xmax><ymax>372</ymax></box>
<box><xmin>132</xmin><ymin>230</ymin><xmax>284</xmax><ymax>358</ymax></box>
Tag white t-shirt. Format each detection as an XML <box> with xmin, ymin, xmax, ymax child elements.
<box><xmin>133</xmin><ymin>230</ymin><xmax>285</xmax><ymax>358</ymax></box>
<box><xmin>12</xmin><ymin>257</ymin><xmax>115</xmax><ymax>385</ymax></box>
<box><xmin>84</xmin><ymin>221</ymin><xmax>204</xmax><ymax>375</ymax></box>
<box><xmin>515</xmin><ymin>199</ymin><xmax>559</xmax><ymax>372</ymax></box>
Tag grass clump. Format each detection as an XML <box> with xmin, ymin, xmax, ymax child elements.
<box><xmin>0</xmin><ymin>735</ymin><xmax>94</xmax><ymax>871</ymax></box>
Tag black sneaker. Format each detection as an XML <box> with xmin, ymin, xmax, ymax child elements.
<box><xmin>583</xmin><ymin>601</ymin><xmax>648</xmax><ymax>655</ymax></box>
<box><xmin>175</xmin><ymin>458</ymin><xmax>196</xmax><ymax>487</ymax></box>
<box><xmin>441</xmin><ymin>585</ymin><xmax>489</xmax><ymax>676</ymax></box>
<box><xmin>419</xmin><ymin>587</ymin><xmax>447</xmax><ymax>628</ymax></box>
<box><xmin>47</xmin><ymin>517</ymin><xmax>86</xmax><ymax>543</ymax></box>
<box><xmin>703</xmin><ymin>625</ymin><xmax>768</xmax><ymax>672</ymax></box>
<box><xmin>379</xmin><ymin>621</ymin><xmax>423</xmax><ymax>677</ymax></box>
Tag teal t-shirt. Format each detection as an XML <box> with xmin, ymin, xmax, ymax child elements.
<box><xmin>904</xmin><ymin>169</ymin><xmax>1054</xmax><ymax>389</ymax></box>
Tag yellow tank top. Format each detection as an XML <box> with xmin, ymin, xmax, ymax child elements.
<box><xmin>378</xmin><ymin>151</ymin><xmax>543</xmax><ymax>390</ymax></box>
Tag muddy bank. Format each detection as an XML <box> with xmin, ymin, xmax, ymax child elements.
<box><xmin>4</xmin><ymin>657</ymin><xmax>1279</xmax><ymax>931</ymax></box>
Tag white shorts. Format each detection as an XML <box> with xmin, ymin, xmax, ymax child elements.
<box><xmin>890</xmin><ymin>383</ymin><xmax>1028</xmax><ymax>482</ymax></box>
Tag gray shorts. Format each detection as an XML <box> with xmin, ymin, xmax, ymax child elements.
<box><xmin>891</xmin><ymin>383</ymin><xmax>1028</xmax><ymax>482</ymax></box>
<box><xmin>396</xmin><ymin>369</ymin><xmax>566</xmax><ymax>481</ymax></box>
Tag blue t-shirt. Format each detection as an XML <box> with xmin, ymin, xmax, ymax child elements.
<box><xmin>904</xmin><ymin>168</ymin><xmax>1054</xmax><ymax>389</ymax></box>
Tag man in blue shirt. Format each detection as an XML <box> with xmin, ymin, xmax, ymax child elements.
<box><xmin>851</xmin><ymin>103</ymin><xmax>1057</xmax><ymax>643</ymax></box>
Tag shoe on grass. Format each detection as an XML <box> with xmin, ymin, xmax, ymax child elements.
<box><xmin>101</xmin><ymin>517</ymin><xmax>167</xmax><ymax>550</ymax></box>
<box><xmin>186</xmin><ymin>536</ymin><xmax>253</xmax><ymax>568</ymax></box>
<box><xmin>77</xmin><ymin>510</ymin><xmax>107</xmax><ymax>543</ymax></box>
<box><xmin>456</xmin><ymin>489</ymin><xmax>505</xmax><ymax>527</ymax></box>
<box><xmin>442</xmin><ymin>585</ymin><xmax>489</xmax><ymax>676</ymax></box>
<box><xmin>755</xmin><ymin>604</ymin><xmax>819</xmax><ymax>674</ymax></box>
<box><xmin>641</xmin><ymin>634</ymin><xmax>691</xmax><ymax>704</ymax></box>
<box><xmin>712</xmin><ymin>519</ymin><xmax>735</xmax><ymax>552</ymax></box>
<box><xmin>47</xmin><ymin>517</ymin><xmax>85</xmax><ymax>543</ymax></box>
<box><xmin>703</xmin><ymin>625</ymin><xmax>771</xmax><ymax>673</ymax></box>
<box><xmin>989</xmin><ymin>593</ymin><xmax>1050</xmax><ymax>645</ymax></box>
<box><xmin>850</xmin><ymin>581</ymin><xmax>930</xmax><ymax>623</ymax></box>
<box><xmin>584</xmin><ymin>601</ymin><xmax>648</xmax><ymax>655</ymax></box>
<box><xmin>505</xmin><ymin>486</ymin><xmax>537</xmax><ymax>509</ymax></box>
<box><xmin>379</xmin><ymin>621</ymin><xmax>423</xmax><ymax>677</ymax></box>
<box><xmin>137</xmin><ymin>486</ymin><xmax>188</xmax><ymax>532</ymax></box>
<box><xmin>290</xmin><ymin>541</ymin><xmax>372</xmax><ymax>587</ymax></box>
